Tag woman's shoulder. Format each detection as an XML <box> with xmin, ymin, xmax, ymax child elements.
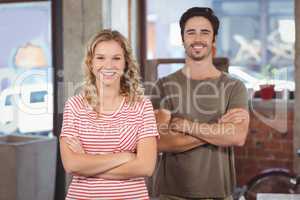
<box><xmin>127</xmin><ymin>96</ymin><xmax>153</xmax><ymax>112</ymax></box>
<box><xmin>65</xmin><ymin>94</ymin><xmax>86</xmax><ymax>112</ymax></box>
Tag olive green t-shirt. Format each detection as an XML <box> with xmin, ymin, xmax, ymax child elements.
<box><xmin>150</xmin><ymin>69</ymin><xmax>248</xmax><ymax>198</ymax></box>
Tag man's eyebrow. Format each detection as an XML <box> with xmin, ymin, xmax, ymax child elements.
<box><xmin>185</xmin><ymin>28</ymin><xmax>196</xmax><ymax>33</ymax></box>
<box><xmin>185</xmin><ymin>28</ymin><xmax>211</xmax><ymax>33</ymax></box>
<box><xmin>200</xmin><ymin>29</ymin><xmax>211</xmax><ymax>32</ymax></box>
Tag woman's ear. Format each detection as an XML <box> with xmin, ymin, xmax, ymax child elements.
<box><xmin>124</xmin><ymin>65</ymin><xmax>129</xmax><ymax>73</ymax></box>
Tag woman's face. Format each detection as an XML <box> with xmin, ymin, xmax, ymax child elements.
<box><xmin>91</xmin><ymin>40</ymin><xmax>126</xmax><ymax>87</ymax></box>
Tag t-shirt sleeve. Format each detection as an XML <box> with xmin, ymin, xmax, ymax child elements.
<box><xmin>227</xmin><ymin>80</ymin><xmax>249</xmax><ymax>111</ymax></box>
<box><xmin>149</xmin><ymin>78</ymin><xmax>171</xmax><ymax>110</ymax></box>
<box><xmin>149</xmin><ymin>79</ymin><xmax>163</xmax><ymax>110</ymax></box>
<box><xmin>137</xmin><ymin>98</ymin><xmax>159</xmax><ymax>141</ymax></box>
<box><xmin>60</xmin><ymin>99</ymin><xmax>79</xmax><ymax>138</ymax></box>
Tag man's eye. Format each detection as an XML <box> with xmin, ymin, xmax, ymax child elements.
<box><xmin>201</xmin><ymin>31</ymin><xmax>210</xmax><ymax>35</ymax></box>
<box><xmin>186</xmin><ymin>32</ymin><xmax>195</xmax><ymax>35</ymax></box>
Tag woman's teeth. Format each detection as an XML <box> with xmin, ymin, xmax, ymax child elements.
<box><xmin>101</xmin><ymin>71</ymin><xmax>115</xmax><ymax>76</ymax></box>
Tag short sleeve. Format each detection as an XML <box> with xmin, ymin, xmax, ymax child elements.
<box><xmin>137</xmin><ymin>98</ymin><xmax>159</xmax><ymax>141</ymax></box>
<box><xmin>149</xmin><ymin>79</ymin><xmax>163</xmax><ymax>110</ymax></box>
<box><xmin>149</xmin><ymin>78</ymin><xmax>172</xmax><ymax>110</ymax></box>
<box><xmin>227</xmin><ymin>80</ymin><xmax>249</xmax><ymax>111</ymax></box>
<box><xmin>60</xmin><ymin>100</ymin><xmax>79</xmax><ymax>138</ymax></box>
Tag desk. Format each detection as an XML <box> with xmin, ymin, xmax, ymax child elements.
<box><xmin>258</xmin><ymin>193</ymin><xmax>300</xmax><ymax>200</ymax></box>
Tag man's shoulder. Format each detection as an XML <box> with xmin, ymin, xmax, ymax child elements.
<box><xmin>222</xmin><ymin>72</ymin><xmax>246</xmax><ymax>87</ymax></box>
<box><xmin>157</xmin><ymin>69</ymin><xmax>183</xmax><ymax>84</ymax></box>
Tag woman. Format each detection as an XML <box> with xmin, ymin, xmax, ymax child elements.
<box><xmin>60</xmin><ymin>29</ymin><xmax>158</xmax><ymax>200</ymax></box>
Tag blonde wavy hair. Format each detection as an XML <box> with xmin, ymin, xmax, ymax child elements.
<box><xmin>82</xmin><ymin>29</ymin><xmax>144</xmax><ymax>111</ymax></box>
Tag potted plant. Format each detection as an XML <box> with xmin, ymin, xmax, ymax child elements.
<box><xmin>259</xmin><ymin>64</ymin><xmax>277</xmax><ymax>100</ymax></box>
<box><xmin>259</xmin><ymin>83</ymin><xmax>275</xmax><ymax>99</ymax></box>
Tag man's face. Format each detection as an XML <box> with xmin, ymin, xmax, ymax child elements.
<box><xmin>183</xmin><ymin>16</ymin><xmax>215</xmax><ymax>61</ymax></box>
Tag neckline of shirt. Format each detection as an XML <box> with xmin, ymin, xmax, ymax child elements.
<box><xmin>178</xmin><ymin>69</ymin><xmax>225</xmax><ymax>82</ymax></box>
<box><xmin>100</xmin><ymin>96</ymin><xmax>126</xmax><ymax>117</ymax></box>
<box><xmin>84</xmin><ymin>96</ymin><xmax>126</xmax><ymax>118</ymax></box>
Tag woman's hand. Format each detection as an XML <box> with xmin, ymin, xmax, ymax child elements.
<box><xmin>65</xmin><ymin>136</ymin><xmax>136</xmax><ymax>162</ymax></box>
<box><xmin>65</xmin><ymin>137</ymin><xmax>85</xmax><ymax>154</ymax></box>
<box><xmin>118</xmin><ymin>151</ymin><xmax>136</xmax><ymax>163</ymax></box>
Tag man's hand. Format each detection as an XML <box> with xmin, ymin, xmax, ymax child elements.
<box><xmin>154</xmin><ymin>109</ymin><xmax>171</xmax><ymax>132</ymax></box>
<box><xmin>170</xmin><ymin>108</ymin><xmax>249</xmax><ymax>135</ymax></box>
<box><xmin>219</xmin><ymin>108</ymin><xmax>249</xmax><ymax>124</ymax></box>
<box><xmin>170</xmin><ymin>117</ymin><xmax>191</xmax><ymax>134</ymax></box>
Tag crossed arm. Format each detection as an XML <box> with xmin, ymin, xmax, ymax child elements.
<box><xmin>60</xmin><ymin>136</ymin><xmax>157</xmax><ymax>179</ymax></box>
<box><xmin>170</xmin><ymin>108</ymin><xmax>250</xmax><ymax>147</ymax></box>
<box><xmin>95</xmin><ymin>137</ymin><xmax>157</xmax><ymax>179</ymax></box>
<box><xmin>154</xmin><ymin>109</ymin><xmax>206</xmax><ymax>153</ymax></box>
<box><xmin>155</xmin><ymin>107</ymin><xmax>249</xmax><ymax>153</ymax></box>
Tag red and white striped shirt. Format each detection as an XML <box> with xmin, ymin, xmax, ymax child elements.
<box><xmin>60</xmin><ymin>94</ymin><xmax>159</xmax><ymax>200</ymax></box>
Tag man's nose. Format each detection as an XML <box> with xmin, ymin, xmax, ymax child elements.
<box><xmin>194</xmin><ymin>33</ymin><xmax>202</xmax><ymax>41</ymax></box>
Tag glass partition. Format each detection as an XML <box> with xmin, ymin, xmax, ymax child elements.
<box><xmin>0</xmin><ymin>1</ymin><xmax>52</xmax><ymax>136</ymax></box>
<box><xmin>146</xmin><ymin>0</ymin><xmax>294</xmax><ymax>93</ymax></box>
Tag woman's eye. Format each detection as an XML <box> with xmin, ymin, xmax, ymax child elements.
<box><xmin>96</xmin><ymin>56</ymin><xmax>104</xmax><ymax>60</ymax></box>
<box><xmin>113</xmin><ymin>57</ymin><xmax>121</xmax><ymax>60</ymax></box>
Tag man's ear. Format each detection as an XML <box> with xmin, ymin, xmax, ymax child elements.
<box><xmin>213</xmin><ymin>36</ymin><xmax>217</xmax><ymax>44</ymax></box>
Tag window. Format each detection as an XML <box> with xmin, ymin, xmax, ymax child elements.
<box><xmin>0</xmin><ymin>1</ymin><xmax>52</xmax><ymax>136</ymax></box>
<box><xmin>144</xmin><ymin>0</ymin><xmax>295</xmax><ymax>93</ymax></box>
<box><xmin>5</xmin><ymin>95</ymin><xmax>14</xmax><ymax>106</ymax></box>
<box><xmin>30</xmin><ymin>91</ymin><xmax>47</xmax><ymax>103</ymax></box>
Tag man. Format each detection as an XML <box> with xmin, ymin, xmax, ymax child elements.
<box><xmin>150</xmin><ymin>7</ymin><xmax>250</xmax><ymax>200</ymax></box>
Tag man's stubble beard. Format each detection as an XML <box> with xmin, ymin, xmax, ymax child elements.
<box><xmin>186</xmin><ymin>46</ymin><xmax>212</xmax><ymax>62</ymax></box>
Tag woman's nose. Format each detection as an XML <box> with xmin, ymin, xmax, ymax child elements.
<box><xmin>103</xmin><ymin>59</ymin><xmax>113</xmax><ymax>68</ymax></box>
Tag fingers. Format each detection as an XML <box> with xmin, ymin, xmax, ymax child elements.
<box><xmin>66</xmin><ymin>137</ymin><xmax>85</xmax><ymax>154</ymax></box>
<box><xmin>170</xmin><ymin>117</ymin><xmax>182</xmax><ymax>130</ymax></box>
<box><xmin>221</xmin><ymin>112</ymin><xmax>248</xmax><ymax>122</ymax></box>
<box><xmin>168</xmin><ymin>129</ymin><xmax>183</xmax><ymax>136</ymax></box>
<box><xmin>220</xmin><ymin>109</ymin><xmax>249</xmax><ymax>123</ymax></box>
<box><xmin>121</xmin><ymin>152</ymin><xmax>136</xmax><ymax>162</ymax></box>
<box><xmin>67</xmin><ymin>143</ymin><xmax>80</xmax><ymax>153</ymax></box>
<box><xmin>66</xmin><ymin>137</ymin><xmax>80</xmax><ymax>147</ymax></box>
<box><xmin>223</xmin><ymin>109</ymin><xmax>248</xmax><ymax>119</ymax></box>
<box><xmin>223</xmin><ymin>108</ymin><xmax>247</xmax><ymax>118</ymax></box>
<box><xmin>220</xmin><ymin>114</ymin><xmax>248</xmax><ymax>123</ymax></box>
<box><xmin>170</xmin><ymin>117</ymin><xmax>185</xmax><ymax>125</ymax></box>
<box><xmin>171</xmin><ymin>117</ymin><xmax>180</xmax><ymax>122</ymax></box>
<box><xmin>155</xmin><ymin>109</ymin><xmax>171</xmax><ymax>125</ymax></box>
<box><xmin>156</xmin><ymin>109</ymin><xmax>171</xmax><ymax>118</ymax></box>
<box><xmin>158</xmin><ymin>108</ymin><xmax>171</xmax><ymax>115</ymax></box>
<box><xmin>170</xmin><ymin>117</ymin><xmax>186</xmax><ymax>133</ymax></box>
